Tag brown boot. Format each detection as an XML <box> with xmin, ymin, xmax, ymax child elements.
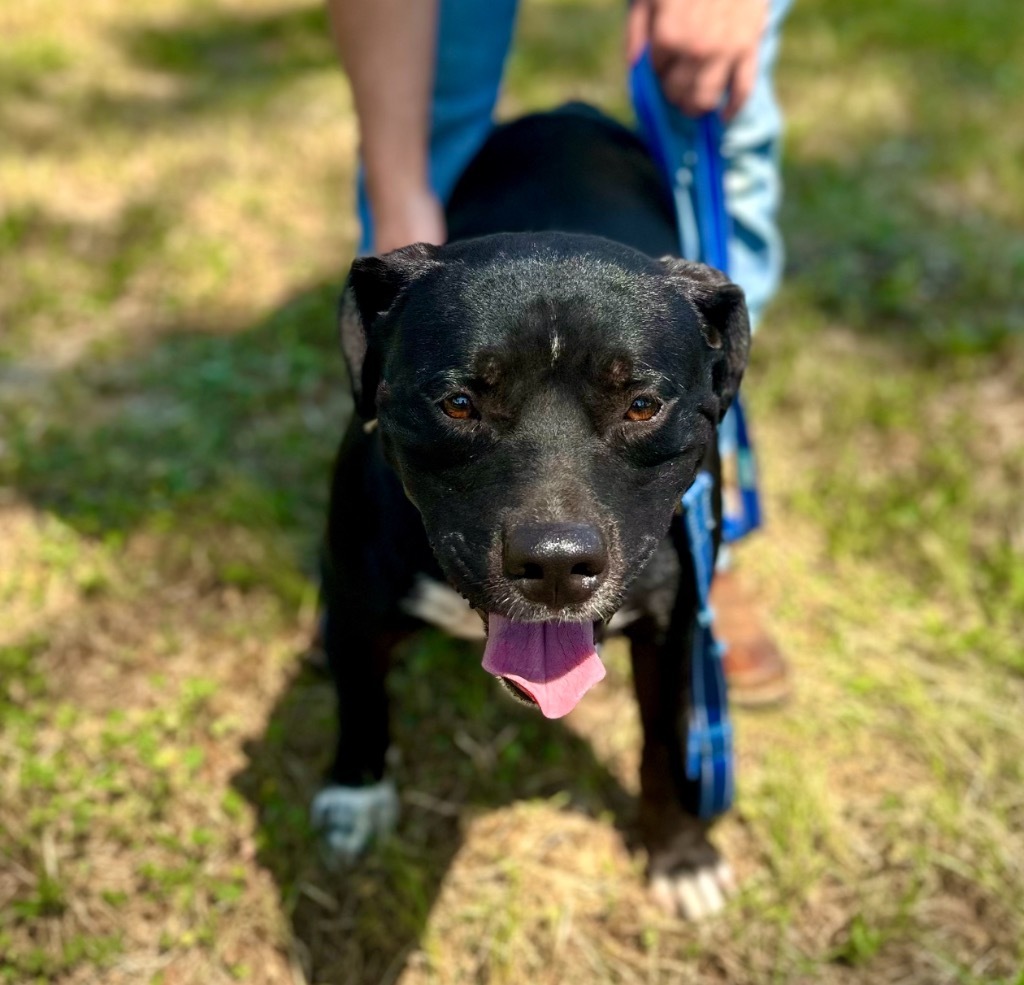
<box><xmin>710</xmin><ymin>569</ymin><xmax>792</xmax><ymax>708</ymax></box>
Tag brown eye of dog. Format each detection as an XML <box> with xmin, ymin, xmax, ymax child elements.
<box><xmin>626</xmin><ymin>395</ymin><xmax>661</xmax><ymax>422</ymax></box>
<box><xmin>441</xmin><ymin>393</ymin><xmax>475</xmax><ymax>420</ymax></box>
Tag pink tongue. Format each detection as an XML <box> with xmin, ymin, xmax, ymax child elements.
<box><xmin>482</xmin><ymin>614</ymin><xmax>605</xmax><ymax>719</ymax></box>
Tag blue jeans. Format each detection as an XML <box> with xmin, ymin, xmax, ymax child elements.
<box><xmin>357</xmin><ymin>0</ymin><xmax>792</xmax><ymax>329</ymax></box>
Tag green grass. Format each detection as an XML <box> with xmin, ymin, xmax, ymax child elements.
<box><xmin>1</xmin><ymin>0</ymin><xmax>1022</xmax><ymax>982</ymax></box>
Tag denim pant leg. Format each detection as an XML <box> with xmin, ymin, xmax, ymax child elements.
<box><xmin>665</xmin><ymin>0</ymin><xmax>794</xmax><ymax>329</ymax></box>
<box><xmin>357</xmin><ymin>0</ymin><xmax>792</xmax><ymax>311</ymax></box>
<box><xmin>357</xmin><ymin>0</ymin><xmax>520</xmax><ymax>255</ymax></box>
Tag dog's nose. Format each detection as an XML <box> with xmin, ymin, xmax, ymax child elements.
<box><xmin>503</xmin><ymin>522</ymin><xmax>608</xmax><ymax>607</ymax></box>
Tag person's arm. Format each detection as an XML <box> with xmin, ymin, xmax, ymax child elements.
<box><xmin>327</xmin><ymin>0</ymin><xmax>446</xmax><ymax>253</ymax></box>
<box><xmin>627</xmin><ymin>0</ymin><xmax>767</xmax><ymax>121</ymax></box>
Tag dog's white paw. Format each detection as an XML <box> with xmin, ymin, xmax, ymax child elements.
<box><xmin>648</xmin><ymin>860</ymin><xmax>737</xmax><ymax>921</ymax></box>
<box><xmin>310</xmin><ymin>780</ymin><xmax>399</xmax><ymax>865</ymax></box>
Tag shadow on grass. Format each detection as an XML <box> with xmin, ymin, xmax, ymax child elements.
<box><xmin>233</xmin><ymin>633</ymin><xmax>635</xmax><ymax>983</ymax></box>
<box><xmin>3</xmin><ymin>283</ymin><xmax>345</xmax><ymax>544</ymax></box>
<box><xmin>780</xmin><ymin>157</ymin><xmax>1024</xmax><ymax>360</ymax></box>
<box><xmin>121</xmin><ymin>4</ymin><xmax>332</xmax><ymax>82</ymax></box>
<box><xmin>0</xmin><ymin>4</ymin><xmax>336</xmax><ymax>147</ymax></box>
<box><xmin>1</xmin><ymin>0</ymin><xmax>632</xmax><ymax>145</ymax></box>
<box><xmin>96</xmin><ymin>5</ymin><xmax>336</xmax><ymax>126</ymax></box>
<box><xmin>4</xmin><ymin>0</ymin><xmax>624</xmax><ymax>146</ymax></box>
<box><xmin>0</xmin><ymin>197</ymin><xmax>183</xmax><ymax>359</ymax></box>
<box><xmin>1</xmin><ymin>276</ymin><xmax>638</xmax><ymax>981</ymax></box>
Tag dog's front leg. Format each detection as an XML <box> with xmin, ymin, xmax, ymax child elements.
<box><xmin>628</xmin><ymin>625</ymin><xmax>736</xmax><ymax>920</ymax></box>
<box><xmin>311</xmin><ymin>607</ymin><xmax>400</xmax><ymax>866</ymax></box>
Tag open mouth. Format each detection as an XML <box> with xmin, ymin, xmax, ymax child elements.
<box><xmin>482</xmin><ymin>614</ymin><xmax>606</xmax><ymax>719</ymax></box>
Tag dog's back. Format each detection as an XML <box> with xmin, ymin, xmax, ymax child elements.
<box><xmin>447</xmin><ymin>105</ymin><xmax>679</xmax><ymax>259</ymax></box>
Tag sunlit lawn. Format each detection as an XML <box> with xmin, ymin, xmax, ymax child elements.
<box><xmin>1</xmin><ymin>0</ymin><xmax>1022</xmax><ymax>982</ymax></box>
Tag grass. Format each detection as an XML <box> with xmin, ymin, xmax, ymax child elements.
<box><xmin>1</xmin><ymin>0</ymin><xmax>1022</xmax><ymax>982</ymax></box>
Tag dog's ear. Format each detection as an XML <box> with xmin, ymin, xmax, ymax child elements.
<box><xmin>339</xmin><ymin>242</ymin><xmax>442</xmax><ymax>418</ymax></box>
<box><xmin>660</xmin><ymin>257</ymin><xmax>751</xmax><ymax>421</ymax></box>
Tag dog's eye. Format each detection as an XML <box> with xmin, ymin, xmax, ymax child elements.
<box><xmin>441</xmin><ymin>393</ymin><xmax>476</xmax><ymax>420</ymax></box>
<box><xmin>625</xmin><ymin>395</ymin><xmax>661</xmax><ymax>422</ymax></box>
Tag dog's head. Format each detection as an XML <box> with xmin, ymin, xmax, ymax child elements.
<box><xmin>340</xmin><ymin>233</ymin><xmax>749</xmax><ymax>714</ymax></box>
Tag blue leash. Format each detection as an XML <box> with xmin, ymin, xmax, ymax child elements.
<box><xmin>681</xmin><ymin>472</ymin><xmax>734</xmax><ymax>817</ymax></box>
<box><xmin>630</xmin><ymin>50</ymin><xmax>764</xmax><ymax>818</ymax></box>
<box><xmin>630</xmin><ymin>49</ymin><xmax>762</xmax><ymax>546</ymax></box>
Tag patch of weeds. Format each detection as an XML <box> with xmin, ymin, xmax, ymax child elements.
<box><xmin>208</xmin><ymin>869</ymin><xmax>247</xmax><ymax>909</ymax></box>
<box><xmin>0</xmin><ymin>877</ymin><xmax>126</xmax><ymax>979</ymax></box>
<box><xmin>256</xmin><ymin>793</ymin><xmax>311</xmax><ymax>853</ymax></box>
<box><xmin>0</xmin><ymin>208</ymin><xmax>76</xmax><ymax>354</ymax></box>
<box><xmin>809</xmin><ymin>420</ymin><xmax>974</xmax><ymax>571</ymax></box>
<box><xmin>830</xmin><ymin>912</ymin><xmax>885</xmax><ymax>966</ymax></box>
<box><xmin>0</xmin><ymin>37</ymin><xmax>72</xmax><ymax>95</ymax></box>
<box><xmin>0</xmin><ymin>206</ymin><xmax>51</xmax><ymax>254</ymax></box>
<box><xmin>180</xmin><ymin>676</ymin><xmax>218</xmax><ymax>721</ymax></box>
<box><xmin>0</xmin><ymin>637</ymin><xmax>48</xmax><ymax>712</ymax></box>
<box><xmin>475</xmin><ymin>864</ymin><xmax>525</xmax><ymax>976</ymax></box>
<box><xmin>100</xmin><ymin>888</ymin><xmax>129</xmax><ymax>908</ymax></box>
<box><xmin>0</xmin><ymin>197</ymin><xmax>186</xmax><ymax>360</ymax></box>
<box><xmin>93</xmin><ymin>201</ymin><xmax>174</xmax><ymax>305</ymax></box>
<box><xmin>371</xmin><ymin>841</ymin><xmax>437</xmax><ymax>936</ymax></box>
<box><xmin>744</xmin><ymin>750</ymin><xmax>835</xmax><ymax>899</ymax></box>
<box><xmin>138</xmin><ymin>858</ymin><xmax>202</xmax><ymax>897</ymax></box>
<box><xmin>220</xmin><ymin>788</ymin><xmax>247</xmax><ymax>822</ymax></box>
<box><xmin>10</xmin><ymin>873</ymin><xmax>68</xmax><ymax>920</ymax></box>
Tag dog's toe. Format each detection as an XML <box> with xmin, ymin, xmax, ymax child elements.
<box><xmin>649</xmin><ymin>860</ymin><xmax>736</xmax><ymax>921</ymax></box>
<box><xmin>310</xmin><ymin>780</ymin><xmax>399</xmax><ymax>866</ymax></box>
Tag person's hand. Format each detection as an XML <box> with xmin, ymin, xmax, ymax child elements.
<box><xmin>627</xmin><ymin>0</ymin><xmax>767</xmax><ymax>121</ymax></box>
<box><xmin>371</xmin><ymin>186</ymin><xmax>447</xmax><ymax>255</ymax></box>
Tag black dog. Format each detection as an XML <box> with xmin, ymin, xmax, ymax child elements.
<box><xmin>314</xmin><ymin>105</ymin><xmax>750</xmax><ymax>920</ymax></box>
